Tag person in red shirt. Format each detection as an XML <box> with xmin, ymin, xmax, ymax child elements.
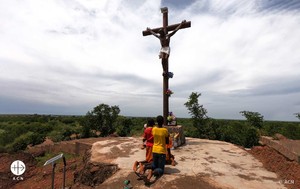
<box><xmin>143</xmin><ymin>119</ymin><xmax>155</xmax><ymax>162</ymax></box>
<box><xmin>133</xmin><ymin>119</ymin><xmax>155</xmax><ymax>173</ymax></box>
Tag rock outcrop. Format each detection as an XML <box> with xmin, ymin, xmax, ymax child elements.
<box><xmin>73</xmin><ymin>151</ymin><xmax>118</xmax><ymax>187</ymax></box>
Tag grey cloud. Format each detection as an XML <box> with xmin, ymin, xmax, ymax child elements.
<box><xmin>258</xmin><ymin>0</ymin><xmax>300</xmax><ymax>13</ymax></box>
<box><xmin>161</xmin><ymin>0</ymin><xmax>197</xmax><ymax>10</ymax></box>
<box><xmin>183</xmin><ymin>0</ymin><xmax>300</xmax><ymax>18</ymax></box>
<box><xmin>171</xmin><ymin>69</ymin><xmax>232</xmax><ymax>97</ymax></box>
<box><xmin>0</xmin><ymin>95</ymin><xmax>88</xmax><ymax>115</ymax></box>
<box><xmin>229</xmin><ymin>78</ymin><xmax>300</xmax><ymax>97</ymax></box>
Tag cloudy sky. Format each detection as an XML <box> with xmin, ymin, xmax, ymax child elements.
<box><xmin>1</xmin><ymin>0</ymin><xmax>300</xmax><ymax>121</ymax></box>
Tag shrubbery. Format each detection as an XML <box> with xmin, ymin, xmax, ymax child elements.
<box><xmin>83</xmin><ymin>103</ymin><xmax>120</xmax><ymax>137</ymax></box>
<box><xmin>0</xmin><ymin>99</ymin><xmax>298</xmax><ymax>153</ymax></box>
<box><xmin>6</xmin><ymin>132</ymin><xmax>44</xmax><ymax>152</ymax></box>
<box><xmin>0</xmin><ymin>115</ymin><xmax>82</xmax><ymax>152</ymax></box>
<box><xmin>184</xmin><ymin>92</ymin><xmax>260</xmax><ymax>148</ymax></box>
<box><xmin>262</xmin><ymin>121</ymin><xmax>300</xmax><ymax>140</ymax></box>
<box><xmin>115</xmin><ymin>116</ymin><xmax>133</xmax><ymax>137</ymax></box>
<box><xmin>182</xmin><ymin>118</ymin><xmax>260</xmax><ymax>148</ymax></box>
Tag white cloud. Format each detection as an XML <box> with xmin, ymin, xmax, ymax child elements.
<box><xmin>0</xmin><ymin>0</ymin><xmax>300</xmax><ymax>121</ymax></box>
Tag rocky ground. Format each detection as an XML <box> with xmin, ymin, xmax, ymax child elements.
<box><xmin>91</xmin><ymin>137</ymin><xmax>291</xmax><ymax>189</ymax></box>
<box><xmin>0</xmin><ymin>137</ymin><xmax>299</xmax><ymax>189</ymax></box>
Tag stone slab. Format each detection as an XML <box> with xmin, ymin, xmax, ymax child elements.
<box><xmin>260</xmin><ymin>136</ymin><xmax>300</xmax><ymax>163</ymax></box>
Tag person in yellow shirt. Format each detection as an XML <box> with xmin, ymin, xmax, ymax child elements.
<box><xmin>144</xmin><ymin>115</ymin><xmax>169</xmax><ymax>183</ymax></box>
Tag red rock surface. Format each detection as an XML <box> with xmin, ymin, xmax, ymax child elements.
<box><xmin>249</xmin><ymin>145</ymin><xmax>300</xmax><ymax>189</ymax></box>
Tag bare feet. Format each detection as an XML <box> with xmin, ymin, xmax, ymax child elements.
<box><xmin>139</xmin><ymin>163</ymin><xmax>145</xmax><ymax>174</ymax></box>
<box><xmin>133</xmin><ymin>161</ymin><xmax>138</xmax><ymax>172</ymax></box>
<box><xmin>147</xmin><ymin>169</ymin><xmax>153</xmax><ymax>180</ymax></box>
<box><xmin>171</xmin><ymin>159</ymin><xmax>176</xmax><ymax>166</ymax></box>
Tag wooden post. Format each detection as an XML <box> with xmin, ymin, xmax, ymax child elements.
<box><xmin>162</xmin><ymin>8</ymin><xmax>169</xmax><ymax>125</ymax></box>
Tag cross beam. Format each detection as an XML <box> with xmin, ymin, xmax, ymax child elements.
<box><xmin>142</xmin><ymin>7</ymin><xmax>191</xmax><ymax>125</ymax></box>
<box><xmin>142</xmin><ymin>22</ymin><xmax>191</xmax><ymax>36</ymax></box>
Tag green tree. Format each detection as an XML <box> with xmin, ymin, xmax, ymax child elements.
<box><xmin>184</xmin><ymin>92</ymin><xmax>208</xmax><ymax>137</ymax></box>
<box><xmin>240</xmin><ymin>111</ymin><xmax>264</xmax><ymax>129</ymax></box>
<box><xmin>244</xmin><ymin>127</ymin><xmax>260</xmax><ymax>147</ymax></box>
<box><xmin>84</xmin><ymin>103</ymin><xmax>120</xmax><ymax>137</ymax></box>
<box><xmin>116</xmin><ymin>116</ymin><xmax>133</xmax><ymax>137</ymax></box>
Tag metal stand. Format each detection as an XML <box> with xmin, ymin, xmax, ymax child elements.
<box><xmin>44</xmin><ymin>153</ymin><xmax>66</xmax><ymax>189</ymax></box>
<box><xmin>62</xmin><ymin>156</ymin><xmax>66</xmax><ymax>189</ymax></box>
<box><xmin>51</xmin><ymin>163</ymin><xmax>56</xmax><ymax>189</ymax></box>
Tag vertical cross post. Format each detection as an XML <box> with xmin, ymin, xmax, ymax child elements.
<box><xmin>162</xmin><ymin>8</ymin><xmax>169</xmax><ymax>125</ymax></box>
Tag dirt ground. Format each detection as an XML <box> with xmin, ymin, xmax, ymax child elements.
<box><xmin>0</xmin><ymin>137</ymin><xmax>299</xmax><ymax>189</ymax></box>
<box><xmin>0</xmin><ymin>152</ymin><xmax>83</xmax><ymax>189</ymax></box>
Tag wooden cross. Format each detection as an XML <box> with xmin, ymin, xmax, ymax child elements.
<box><xmin>142</xmin><ymin>7</ymin><xmax>191</xmax><ymax>125</ymax></box>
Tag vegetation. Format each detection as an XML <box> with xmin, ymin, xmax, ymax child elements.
<box><xmin>183</xmin><ymin>93</ymin><xmax>260</xmax><ymax>147</ymax></box>
<box><xmin>184</xmin><ymin>92</ymin><xmax>209</xmax><ymax>137</ymax></box>
<box><xmin>0</xmin><ymin>115</ymin><xmax>83</xmax><ymax>152</ymax></box>
<box><xmin>82</xmin><ymin>103</ymin><xmax>120</xmax><ymax>137</ymax></box>
<box><xmin>0</xmin><ymin>107</ymin><xmax>150</xmax><ymax>152</ymax></box>
<box><xmin>0</xmin><ymin>95</ymin><xmax>299</xmax><ymax>152</ymax></box>
<box><xmin>240</xmin><ymin>111</ymin><xmax>264</xmax><ymax>129</ymax></box>
<box><xmin>182</xmin><ymin>92</ymin><xmax>300</xmax><ymax>147</ymax></box>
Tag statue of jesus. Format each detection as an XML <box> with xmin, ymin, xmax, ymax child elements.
<box><xmin>146</xmin><ymin>20</ymin><xmax>186</xmax><ymax>60</ymax></box>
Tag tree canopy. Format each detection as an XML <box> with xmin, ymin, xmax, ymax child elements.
<box><xmin>240</xmin><ymin>111</ymin><xmax>264</xmax><ymax>129</ymax></box>
<box><xmin>84</xmin><ymin>103</ymin><xmax>120</xmax><ymax>137</ymax></box>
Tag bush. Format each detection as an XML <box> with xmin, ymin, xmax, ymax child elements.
<box><xmin>48</xmin><ymin>130</ymin><xmax>64</xmax><ymax>142</ymax></box>
<box><xmin>220</xmin><ymin>123</ymin><xmax>242</xmax><ymax>145</ymax></box>
<box><xmin>244</xmin><ymin>127</ymin><xmax>260</xmax><ymax>148</ymax></box>
<box><xmin>0</xmin><ymin>145</ymin><xmax>7</xmax><ymax>153</ymax></box>
<box><xmin>7</xmin><ymin>131</ymin><xmax>44</xmax><ymax>152</ymax></box>
<box><xmin>240</xmin><ymin>111</ymin><xmax>264</xmax><ymax>129</ymax></box>
<box><xmin>262</xmin><ymin>122</ymin><xmax>300</xmax><ymax>140</ymax></box>
<box><xmin>261</xmin><ymin>123</ymin><xmax>282</xmax><ymax>136</ymax></box>
<box><xmin>184</xmin><ymin>126</ymin><xmax>199</xmax><ymax>138</ymax></box>
<box><xmin>281</xmin><ymin>123</ymin><xmax>300</xmax><ymax>140</ymax></box>
<box><xmin>199</xmin><ymin>119</ymin><xmax>222</xmax><ymax>140</ymax></box>
<box><xmin>0</xmin><ymin>130</ymin><xmax>16</xmax><ymax>147</ymax></box>
<box><xmin>81</xmin><ymin>123</ymin><xmax>92</xmax><ymax>138</ymax></box>
<box><xmin>115</xmin><ymin>117</ymin><xmax>133</xmax><ymax>137</ymax></box>
<box><xmin>219</xmin><ymin>122</ymin><xmax>259</xmax><ymax>148</ymax></box>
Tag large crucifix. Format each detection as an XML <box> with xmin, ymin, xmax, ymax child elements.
<box><xmin>142</xmin><ymin>7</ymin><xmax>191</xmax><ymax>125</ymax></box>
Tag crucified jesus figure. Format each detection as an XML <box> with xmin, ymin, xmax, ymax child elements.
<box><xmin>146</xmin><ymin>20</ymin><xmax>186</xmax><ymax>70</ymax></box>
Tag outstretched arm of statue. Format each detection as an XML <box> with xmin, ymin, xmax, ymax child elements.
<box><xmin>167</xmin><ymin>20</ymin><xmax>186</xmax><ymax>38</ymax></box>
<box><xmin>147</xmin><ymin>27</ymin><xmax>160</xmax><ymax>38</ymax></box>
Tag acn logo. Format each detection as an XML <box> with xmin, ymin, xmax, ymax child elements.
<box><xmin>10</xmin><ymin>160</ymin><xmax>26</xmax><ymax>176</ymax></box>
